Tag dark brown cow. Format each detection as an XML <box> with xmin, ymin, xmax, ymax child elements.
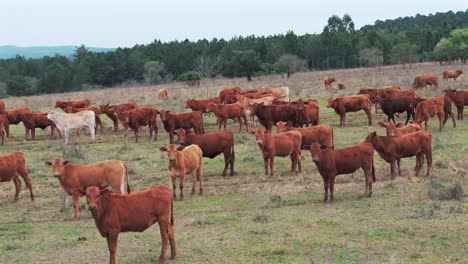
<box><xmin>45</xmin><ymin>158</ymin><xmax>130</xmax><ymax>220</ymax></box>
<box><xmin>358</xmin><ymin>86</ymin><xmax>400</xmax><ymax>112</ymax></box>
<box><xmin>99</xmin><ymin>102</ymin><xmax>138</xmax><ymax>131</ymax></box>
<box><xmin>206</xmin><ymin>102</ymin><xmax>248</xmax><ymax>132</ymax></box>
<box><xmin>219</xmin><ymin>87</ymin><xmax>241</xmax><ymax>104</ymax></box>
<box><xmin>337</xmin><ymin>83</ymin><xmax>346</xmax><ymax>90</ymax></box>
<box><xmin>327</xmin><ymin>95</ymin><xmax>372</xmax><ymax>127</ymax></box>
<box><xmin>275</xmin><ymin>122</ymin><xmax>333</xmax><ymax>149</ymax></box>
<box><xmin>443</xmin><ymin>70</ymin><xmax>463</xmax><ymax>81</ymax></box>
<box><xmin>158</xmin><ymin>89</ymin><xmax>169</xmax><ymax>100</ymax></box>
<box><xmin>366</xmin><ymin>131</ymin><xmax>432</xmax><ymax>179</ymax></box>
<box><xmin>304</xmin><ymin>142</ymin><xmax>375</xmax><ymax>202</ymax></box>
<box><xmin>249</xmin><ymin>128</ymin><xmax>302</xmax><ymax>176</ymax></box>
<box><xmin>376</xmin><ymin>96</ymin><xmax>418</xmax><ymax>125</ymax></box>
<box><xmin>2</xmin><ymin>107</ymin><xmax>31</xmax><ymax>137</ymax></box>
<box><xmin>21</xmin><ymin>112</ymin><xmax>59</xmax><ymax>140</ymax></box>
<box><xmin>444</xmin><ymin>89</ymin><xmax>468</xmax><ymax>120</ymax></box>
<box><xmin>272</xmin><ymin>100</ymin><xmax>320</xmax><ymax>126</ymax></box>
<box><xmin>55</xmin><ymin>99</ymin><xmax>91</xmax><ymax>110</ymax></box>
<box><xmin>185</xmin><ymin>97</ymin><xmax>221</xmax><ymax>113</ymax></box>
<box><xmin>159</xmin><ymin>110</ymin><xmax>204</xmax><ymax>143</ymax></box>
<box><xmin>0</xmin><ymin>152</ymin><xmax>34</xmax><ymax>201</ymax></box>
<box><xmin>248</xmin><ymin>102</ymin><xmax>307</xmax><ymax>131</ymax></box>
<box><xmin>378</xmin><ymin>122</ymin><xmax>421</xmax><ymax>137</ymax></box>
<box><xmin>64</xmin><ymin>106</ymin><xmax>104</xmax><ymax>133</ymax></box>
<box><xmin>414</xmin><ymin>97</ymin><xmax>454</xmax><ymax>131</ymax></box>
<box><xmin>115</xmin><ymin>107</ymin><xmax>159</xmax><ymax>143</ymax></box>
<box><xmin>85</xmin><ymin>186</ymin><xmax>175</xmax><ymax>264</ymax></box>
<box><xmin>413</xmin><ymin>74</ymin><xmax>438</xmax><ymax>89</ymax></box>
<box><xmin>175</xmin><ymin>128</ymin><xmax>235</xmax><ymax>176</ymax></box>
<box><xmin>324</xmin><ymin>77</ymin><xmax>336</xmax><ymax>88</ymax></box>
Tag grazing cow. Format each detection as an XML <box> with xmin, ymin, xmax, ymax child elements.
<box><xmin>443</xmin><ymin>70</ymin><xmax>463</xmax><ymax>81</ymax></box>
<box><xmin>327</xmin><ymin>95</ymin><xmax>372</xmax><ymax>127</ymax></box>
<box><xmin>248</xmin><ymin>102</ymin><xmax>306</xmax><ymax>131</ymax></box>
<box><xmin>47</xmin><ymin>110</ymin><xmax>95</xmax><ymax>145</ymax></box>
<box><xmin>21</xmin><ymin>112</ymin><xmax>59</xmax><ymax>140</ymax></box>
<box><xmin>258</xmin><ymin>86</ymin><xmax>290</xmax><ymax>101</ymax></box>
<box><xmin>115</xmin><ymin>107</ymin><xmax>158</xmax><ymax>143</ymax></box>
<box><xmin>444</xmin><ymin>89</ymin><xmax>468</xmax><ymax>120</ymax></box>
<box><xmin>159</xmin><ymin>110</ymin><xmax>204</xmax><ymax>144</ymax></box>
<box><xmin>159</xmin><ymin>144</ymin><xmax>203</xmax><ymax>200</ymax></box>
<box><xmin>337</xmin><ymin>83</ymin><xmax>346</xmax><ymax>90</ymax></box>
<box><xmin>414</xmin><ymin>97</ymin><xmax>453</xmax><ymax>131</ymax></box>
<box><xmin>99</xmin><ymin>102</ymin><xmax>138</xmax><ymax>131</ymax></box>
<box><xmin>64</xmin><ymin>106</ymin><xmax>103</xmax><ymax>133</ymax></box>
<box><xmin>55</xmin><ymin>99</ymin><xmax>91</xmax><ymax>110</ymax></box>
<box><xmin>2</xmin><ymin>107</ymin><xmax>31</xmax><ymax>137</ymax></box>
<box><xmin>358</xmin><ymin>86</ymin><xmax>400</xmax><ymax>112</ymax></box>
<box><xmin>443</xmin><ymin>96</ymin><xmax>457</xmax><ymax>128</ymax></box>
<box><xmin>248</xmin><ymin>128</ymin><xmax>302</xmax><ymax>176</ymax></box>
<box><xmin>219</xmin><ymin>87</ymin><xmax>241</xmax><ymax>104</ymax></box>
<box><xmin>85</xmin><ymin>186</ymin><xmax>175</xmax><ymax>264</ymax></box>
<box><xmin>0</xmin><ymin>152</ymin><xmax>34</xmax><ymax>201</ymax></box>
<box><xmin>413</xmin><ymin>74</ymin><xmax>438</xmax><ymax>89</ymax></box>
<box><xmin>185</xmin><ymin>97</ymin><xmax>221</xmax><ymax>113</ymax></box>
<box><xmin>377</xmin><ymin>96</ymin><xmax>418</xmax><ymax>125</ymax></box>
<box><xmin>175</xmin><ymin>128</ymin><xmax>235</xmax><ymax>176</ymax></box>
<box><xmin>275</xmin><ymin>121</ymin><xmax>333</xmax><ymax>149</ymax></box>
<box><xmin>0</xmin><ymin>115</ymin><xmax>8</xmax><ymax>141</ymax></box>
<box><xmin>378</xmin><ymin>122</ymin><xmax>421</xmax><ymax>137</ymax></box>
<box><xmin>158</xmin><ymin>89</ymin><xmax>169</xmax><ymax>100</ymax></box>
<box><xmin>44</xmin><ymin>158</ymin><xmax>130</xmax><ymax>220</ymax></box>
<box><xmin>324</xmin><ymin>77</ymin><xmax>336</xmax><ymax>88</ymax></box>
<box><xmin>206</xmin><ymin>102</ymin><xmax>249</xmax><ymax>132</ymax></box>
<box><xmin>304</xmin><ymin>142</ymin><xmax>375</xmax><ymax>202</ymax></box>
<box><xmin>365</xmin><ymin>131</ymin><xmax>432</xmax><ymax>179</ymax></box>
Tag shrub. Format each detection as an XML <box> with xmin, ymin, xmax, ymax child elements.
<box><xmin>428</xmin><ymin>181</ymin><xmax>464</xmax><ymax>201</ymax></box>
<box><xmin>176</xmin><ymin>71</ymin><xmax>202</xmax><ymax>86</ymax></box>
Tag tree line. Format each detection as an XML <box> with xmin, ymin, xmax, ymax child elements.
<box><xmin>0</xmin><ymin>10</ymin><xmax>467</xmax><ymax>97</ymax></box>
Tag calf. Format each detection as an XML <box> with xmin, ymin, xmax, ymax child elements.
<box><xmin>324</xmin><ymin>77</ymin><xmax>336</xmax><ymax>88</ymax></box>
<box><xmin>158</xmin><ymin>89</ymin><xmax>169</xmax><ymax>100</ymax></box>
<box><xmin>115</xmin><ymin>107</ymin><xmax>158</xmax><ymax>143</ymax></box>
<box><xmin>365</xmin><ymin>131</ymin><xmax>432</xmax><ymax>179</ymax></box>
<box><xmin>0</xmin><ymin>152</ymin><xmax>34</xmax><ymax>201</ymax></box>
<box><xmin>159</xmin><ymin>144</ymin><xmax>203</xmax><ymax>200</ymax></box>
<box><xmin>45</xmin><ymin>158</ymin><xmax>130</xmax><ymax>220</ymax></box>
<box><xmin>377</xmin><ymin>96</ymin><xmax>417</xmax><ymax>125</ymax></box>
<box><xmin>275</xmin><ymin>121</ymin><xmax>333</xmax><ymax>149</ymax></box>
<box><xmin>100</xmin><ymin>102</ymin><xmax>138</xmax><ymax>131</ymax></box>
<box><xmin>378</xmin><ymin>122</ymin><xmax>421</xmax><ymax>137</ymax></box>
<box><xmin>413</xmin><ymin>74</ymin><xmax>438</xmax><ymax>89</ymax></box>
<box><xmin>159</xmin><ymin>110</ymin><xmax>204</xmax><ymax>144</ymax></box>
<box><xmin>219</xmin><ymin>87</ymin><xmax>241</xmax><ymax>104</ymax></box>
<box><xmin>304</xmin><ymin>142</ymin><xmax>375</xmax><ymax>202</ymax></box>
<box><xmin>248</xmin><ymin>128</ymin><xmax>302</xmax><ymax>176</ymax></box>
<box><xmin>443</xmin><ymin>70</ymin><xmax>463</xmax><ymax>81</ymax></box>
<box><xmin>185</xmin><ymin>97</ymin><xmax>221</xmax><ymax>113</ymax></box>
<box><xmin>85</xmin><ymin>186</ymin><xmax>175</xmax><ymax>264</ymax></box>
<box><xmin>176</xmin><ymin>128</ymin><xmax>235</xmax><ymax>176</ymax></box>
<box><xmin>2</xmin><ymin>107</ymin><xmax>31</xmax><ymax>137</ymax></box>
<box><xmin>258</xmin><ymin>86</ymin><xmax>290</xmax><ymax>101</ymax></box>
<box><xmin>337</xmin><ymin>83</ymin><xmax>346</xmax><ymax>90</ymax></box>
<box><xmin>206</xmin><ymin>102</ymin><xmax>248</xmax><ymax>132</ymax></box>
<box><xmin>21</xmin><ymin>112</ymin><xmax>59</xmax><ymax>140</ymax></box>
<box><xmin>327</xmin><ymin>95</ymin><xmax>372</xmax><ymax>127</ymax></box>
<box><xmin>444</xmin><ymin>89</ymin><xmax>468</xmax><ymax>120</ymax></box>
<box><xmin>47</xmin><ymin>110</ymin><xmax>95</xmax><ymax>145</ymax></box>
<box><xmin>55</xmin><ymin>99</ymin><xmax>91</xmax><ymax>110</ymax></box>
<box><xmin>64</xmin><ymin>106</ymin><xmax>103</xmax><ymax>133</ymax></box>
<box><xmin>414</xmin><ymin>97</ymin><xmax>454</xmax><ymax>131</ymax></box>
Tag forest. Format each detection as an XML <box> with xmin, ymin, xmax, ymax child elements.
<box><xmin>0</xmin><ymin>9</ymin><xmax>467</xmax><ymax>96</ymax></box>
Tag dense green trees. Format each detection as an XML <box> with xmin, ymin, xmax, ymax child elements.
<box><xmin>0</xmin><ymin>10</ymin><xmax>467</xmax><ymax>96</ymax></box>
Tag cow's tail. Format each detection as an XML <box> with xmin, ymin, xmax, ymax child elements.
<box><xmin>330</xmin><ymin>126</ymin><xmax>335</xmax><ymax>149</ymax></box>
<box><xmin>371</xmin><ymin>153</ymin><xmax>376</xmax><ymax>183</ymax></box>
<box><xmin>199</xmin><ymin>112</ymin><xmax>205</xmax><ymax>134</ymax></box>
<box><xmin>231</xmin><ymin>138</ymin><xmax>235</xmax><ymax>172</ymax></box>
<box><xmin>170</xmin><ymin>195</ymin><xmax>174</xmax><ymax>226</ymax></box>
<box><xmin>124</xmin><ymin>162</ymin><xmax>131</xmax><ymax>193</ymax></box>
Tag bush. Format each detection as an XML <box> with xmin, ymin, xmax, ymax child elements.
<box><xmin>428</xmin><ymin>181</ymin><xmax>464</xmax><ymax>201</ymax></box>
<box><xmin>176</xmin><ymin>71</ymin><xmax>202</xmax><ymax>86</ymax></box>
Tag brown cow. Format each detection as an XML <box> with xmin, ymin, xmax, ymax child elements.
<box><xmin>0</xmin><ymin>152</ymin><xmax>34</xmax><ymax>201</ymax></box>
<box><xmin>327</xmin><ymin>95</ymin><xmax>372</xmax><ymax>127</ymax></box>
<box><xmin>64</xmin><ymin>106</ymin><xmax>104</xmax><ymax>133</ymax></box>
<box><xmin>414</xmin><ymin>97</ymin><xmax>451</xmax><ymax>131</ymax></box>
<box><xmin>378</xmin><ymin>122</ymin><xmax>421</xmax><ymax>137</ymax></box>
<box><xmin>337</xmin><ymin>83</ymin><xmax>346</xmax><ymax>90</ymax></box>
<box><xmin>2</xmin><ymin>107</ymin><xmax>31</xmax><ymax>137</ymax></box>
<box><xmin>275</xmin><ymin>121</ymin><xmax>333</xmax><ymax>149</ymax></box>
<box><xmin>380</xmin><ymin>88</ymin><xmax>417</xmax><ymax>99</ymax></box>
<box><xmin>443</xmin><ymin>70</ymin><xmax>463</xmax><ymax>81</ymax></box>
<box><xmin>158</xmin><ymin>89</ymin><xmax>169</xmax><ymax>100</ymax></box>
<box><xmin>0</xmin><ymin>115</ymin><xmax>8</xmax><ymax>141</ymax></box>
<box><xmin>21</xmin><ymin>112</ymin><xmax>59</xmax><ymax>140</ymax></box>
<box><xmin>185</xmin><ymin>97</ymin><xmax>221</xmax><ymax>113</ymax></box>
<box><xmin>0</xmin><ymin>101</ymin><xmax>4</xmax><ymax>112</ymax></box>
<box><xmin>358</xmin><ymin>86</ymin><xmax>401</xmax><ymax>112</ymax></box>
<box><xmin>44</xmin><ymin>159</ymin><xmax>130</xmax><ymax>220</ymax></box>
<box><xmin>115</xmin><ymin>107</ymin><xmax>158</xmax><ymax>143</ymax></box>
<box><xmin>55</xmin><ymin>99</ymin><xmax>91</xmax><ymax>110</ymax></box>
<box><xmin>413</xmin><ymin>74</ymin><xmax>438</xmax><ymax>89</ymax></box>
<box><xmin>249</xmin><ymin>128</ymin><xmax>302</xmax><ymax>176</ymax></box>
<box><xmin>219</xmin><ymin>87</ymin><xmax>241</xmax><ymax>104</ymax></box>
<box><xmin>206</xmin><ymin>102</ymin><xmax>249</xmax><ymax>132</ymax></box>
<box><xmin>85</xmin><ymin>186</ymin><xmax>175</xmax><ymax>264</ymax></box>
<box><xmin>304</xmin><ymin>142</ymin><xmax>375</xmax><ymax>202</ymax></box>
<box><xmin>175</xmin><ymin>128</ymin><xmax>235</xmax><ymax>176</ymax></box>
<box><xmin>444</xmin><ymin>89</ymin><xmax>468</xmax><ymax>120</ymax></box>
<box><xmin>159</xmin><ymin>110</ymin><xmax>204</xmax><ymax>144</ymax></box>
<box><xmin>272</xmin><ymin>100</ymin><xmax>320</xmax><ymax>126</ymax></box>
<box><xmin>324</xmin><ymin>77</ymin><xmax>336</xmax><ymax>88</ymax></box>
<box><xmin>159</xmin><ymin>144</ymin><xmax>203</xmax><ymax>200</ymax></box>
<box><xmin>100</xmin><ymin>102</ymin><xmax>138</xmax><ymax>131</ymax></box>
<box><xmin>248</xmin><ymin>102</ymin><xmax>307</xmax><ymax>130</ymax></box>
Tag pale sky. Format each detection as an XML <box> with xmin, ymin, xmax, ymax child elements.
<box><xmin>1</xmin><ymin>0</ymin><xmax>466</xmax><ymax>47</ymax></box>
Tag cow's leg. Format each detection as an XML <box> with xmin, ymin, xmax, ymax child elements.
<box><xmin>113</xmin><ymin>119</ymin><xmax>118</xmax><ymax>132</ymax></box>
<box><xmin>263</xmin><ymin>157</ymin><xmax>269</xmax><ymax>176</ymax></box>
<box><xmin>322</xmin><ymin>177</ymin><xmax>329</xmax><ymax>202</ymax></box>
<box><xmin>72</xmin><ymin>191</ymin><xmax>81</xmax><ymax>220</ymax></box>
<box><xmin>229</xmin><ymin>148</ymin><xmax>235</xmax><ymax>176</ymax></box>
<box><xmin>179</xmin><ymin>175</ymin><xmax>185</xmax><ymax>201</ymax></box>
<box><xmin>365</xmin><ymin>168</ymin><xmax>373</xmax><ymax>197</ymax></box>
<box><xmin>31</xmin><ymin>128</ymin><xmax>35</xmax><ymax>140</ymax></box>
<box><xmin>243</xmin><ymin>115</ymin><xmax>249</xmax><ymax>132</ymax></box>
<box><xmin>390</xmin><ymin>161</ymin><xmax>396</xmax><ymax>180</ymax></box>
<box><xmin>329</xmin><ymin>177</ymin><xmax>335</xmax><ymax>202</ymax></box>
<box><xmin>18</xmin><ymin>166</ymin><xmax>34</xmax><ymax>201</ymax></box>
<box><xmin>223</xmin><ymin>118</ymin><xmax>227</xmax><ymax>131</ymax></box>
<box><xmin>424</xmin><ymin>119</ymin><xmax>428</xmax><ymax>130</ymax></box>
<box><xmin>24</xmin><ymin>126</ymin><xmax>29</xmax><ymax>140</ymax></box>
<box><xmin>64</xmin><ymin>129</ymin><xmax>70</xmax><ymax>145</ymax></box>
<box><xmin>222</xmin><ymin>151</ymin><xmax>229</xmax><ymax>177</ymax></box>
<box><xmin>13</xmin><ymin>177</ymin><xmax>21</xmax><ymax>201</ymax></box>
<box><xmin>290</xmin><ymin>153</ymin><xmax>296</xmax><ymax>173</ymax></box>
<box><xmin>365</xmin><ymin>108</ymin><xmax>372</xmax><ymax>126</ymax></box>
<box><xmin>197</xmin><ymin>163</ymin><xmax>203</xmax><ymax>195</ymax></box>
<box><xmin>218</xmin><ymin>118</ymin><xmax>222</xmax><ymax>131</ymax></box>
<box><xmin>107</xmin><ymin>234</ymin><xmax>119</xmax><ymax>264</ymax></box>
<box><xmin>437</xmin><ymin>112</ymin><xmax>444</xmax><ymax>131</ymax></box>
<box><xmin>404</xmin><ymin>110</ymin><xmax>411</xmax><ymax>125</ymax></box>
<box><xmin>269</xmin><ymin>156</ymin><xmax>275</xmax><ymax>177</ymax></box>
<box><xmin>134</xmin><ymin>128</ymin><xmax>139</xmax><ymax>143</ymax></box>
<box><xmin>169</xmin><ymin>130</ymin><xmax>174</xmax><ymax>144</ymax></box>
<box><xmin>297</xmin><ymin>151</ymin><xmax>302</xmax><ymax>173</ymax></box>
<box><xmin>425</xmin><ymin>151</ymin><xmax>432</xmax><ymax>177</ymax></box>
<box><xmin>397</xmin><ymin>159</ymin><xmax>402</xmax><ymax>177</ymax></box>
<box><xmin>363</xmin><ymin>168</ymin><xmax>370</xmax><ymax>197</ymax></box>
<box><xmin>171</xmin><ymin>177</ymin><xmax>177</xmax><ymax>201</ymax></box>
<box><xmin>414</xmin><ymin>153</ymin><xmax>424</xmax><ymax>177</ymax></box>
<box><xmin>168</xmin><ymin>221</ymin><xmax>176</xmax><ymax>260</ymax></box>
<box><xmin>448</xmin><ymin>110</ymin><xmax>456</xmax><ymax>128</ymax></box>
<box><xmin>157</xmin><ymin>220</ymin><xmax>169</xmax><ymax>264</ymax></box>
<box><xmin>89</xmin><ymin>125</ymin><xmax>96</xmax><ymax>142</ymax></box>
<box><xmin>191</xmin><ymin>171</ymin><xmax>197</xmax><ymax>195</ymax></box>
<box><xmin>341</xmin><ymin>114</ymin><xmax>346</xmax><ymax>128</ymax></box>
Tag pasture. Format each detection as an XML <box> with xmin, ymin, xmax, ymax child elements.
<box><xmin>0</xmin><ymin>62</ymin><xmax>467</xmax><ymax>264</ymax></box>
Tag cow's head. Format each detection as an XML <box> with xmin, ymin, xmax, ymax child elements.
<box><xmin>338</xmin><ymin>83</ymin><xmax>346</xmax><ymax>90</ymax></box>
<box><xmin>206</xmin><ymin>102</ymin><xmax>216</xmax><ymax>112</ymax></box>
<box><xmin>364</xmin><ymin>131</ymin><xmax>378</xmax><ymax>144</ymax></box>
<box><xmin>46</xmin><ymin>110</ymin><xmax>57</xmax><ymax>120</ymax></box>
<box><xmin>175</xmin><ymin>128</ymin><xmax>193</xmax><ymax>144</ymax></box>
<box><xmin>99</xmin><ymin>104</ymin><xmax>110</xmax><ymax>113</ymax></box>
<box><xmin>326</xmin><ymin>97</ymin><xmax>336</xmax><ymax>108</ymax></box>
<box><xmin>160</xmin><ymin>144</ymin><xmax>185</xmax><ymax>162</ymax></box>
<box><xmin>378</xmin><ymin>121</ymin><xmax>403</xmax><ymax>136</ymax></box>
<box><xmin>248</xmin><ymin>128</ymin><xmax>270</xmax><ymax>146</ymax></box>
<box><xmin>456</xmin><ymin>70</ymin><xmax>463</xmax><ymax>75</ymax></box>
<box><xmin>44</xmin><ymin>158</ymin><xmax>71</xmax><ymax>178</ymax></box>
<box><xmin>184</xmin><ymin>99</ymin><xmax>193</xmax><ymax>109</ymax></box>
<box><xmin>303</xmin><ymin>142</ymin><xmax>329</xmax><ymax>162</ymax></box>
<box><xmin>63</xmin><ymin>106</ymin><xmax>74</xmax><ymax>113</ymax></box>
<box><xmin>54</xmin><ymin>101</ymin><xmax>63</xmax><ymax>108</ymax></box>
<box><xmin>275</xmin><ymin>121</ymin><xmax>290</xmax><ymax>133</ymax></box>
<box><xmin>159</xmin><ymin>110</ymin><xmax>170</xmax><ymax>122</ymax></box>
<box><xmin>295</xmin><ymin>99</ymin><xmax>305</xmax><ymax>111</ymax></box>
<box><xmin>85</xmin><ymin>186</ymin><xmax>111</xmax><ymax>212</ymax></box>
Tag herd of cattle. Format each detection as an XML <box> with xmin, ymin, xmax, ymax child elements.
<box><xmin>0</xmin><ymin>70</ymin><xmax>466</xmax><ymax>264</ymax></box>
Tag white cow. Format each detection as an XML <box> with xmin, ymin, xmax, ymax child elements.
<box><xmin>47</xmin><ymin>110</ymin><xmax>95</xmax><ymax>145</ymax></box>
<box><xmin>259</xmin><ymin>86</ymin><xmax>290</xmax><ymax>101</ymax></box>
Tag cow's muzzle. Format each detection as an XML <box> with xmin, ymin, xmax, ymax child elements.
<box><xmin>53</xmin><ymin>173</ymin><xmax>61</xmax><ymax>178</ymax></box>
<box><xmin>89</xmin><ymin>205</ymin><xmax>96</xmax><ymax>210</ymax></box>
<box><xmin>169</xmin><ymin>157</ymin><xmax>176</xmax><ymax>161</ymax></box>
<box><xmin>256</xmin><ymin>141</ymin><xmax>263</xmax><ymax>146</ymax></box>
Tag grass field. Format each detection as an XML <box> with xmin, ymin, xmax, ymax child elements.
<box><xmin>0</xmin><ymin>62</ymin><xmax>467</xmax><ymax>264</ymax></box>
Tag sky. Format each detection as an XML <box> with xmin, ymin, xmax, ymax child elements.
<box><xmin>1</xmin><ymin>0</ymin><xmax>466</xmax><ymax>48</ymax></box>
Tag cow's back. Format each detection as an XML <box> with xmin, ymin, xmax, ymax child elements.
<box><xmin>64</xmin><ymin>160</ymin><xmax>126</xmax><ymax>191</ymax></box>
<box><xmin>0</xmin><ymin>152</ymin><xmax>24</xmax><ymax>181</ymax></box>
<box><xmin>332</xmin><ymin>143</ymin><xmax>373</xmax><ymax>174</ymax></box>
<box><xmin>273</xmin><ymin>131</ymin><xmax>301</xmax><ymax>156</ymax></box>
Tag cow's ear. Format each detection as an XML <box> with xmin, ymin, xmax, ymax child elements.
<box><xmin>186</xmin><ymin>129</ymin><xmax>194</xmax><ymax>134</ymax></box>
<box><xmin>44</xmin><ymin>161</ymin><xmax>52</xmax><ymax>166</ymax></box>
<box><xmin>159</xmin><ymin>146</ymin><xmax>168</xmax><ymax>152</ymax></box>
<box><xmin>100</xmin><ymin>189</ymin><xmax>112</xmax><ymax>195</ymax></box>
<box><xmin>63</xmin><ymin>160</ymin><xmax>70</xmax><ymax>165</ymax></box>
<box><xmin>303</xmin><ymin>145</ymin><xmax>311</xmax><ymax>150</ymax></box>
<box><xmin>378</xmin><ymin>122</ymin><xmax>386</xmax><ymax>128</ymax></box>
<box><xmin>176</xmin><ymin>146</ymin><xmax>185</xmax><ymax>151</ymax></box>
<box><xmin>248</xmin><ymin>131</ymin><xmax>255</xmax><ymax>135</ymax></box>
<box><xmin>395</xmin><ymin>123</ymin><xmax>403</xmax><ymax>128</ymax></box>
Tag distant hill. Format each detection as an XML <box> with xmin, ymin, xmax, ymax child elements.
<box><xmin>0</xmin><ymin>45</ymin><xmax>115</xmax><ymax>59</ymax></box>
